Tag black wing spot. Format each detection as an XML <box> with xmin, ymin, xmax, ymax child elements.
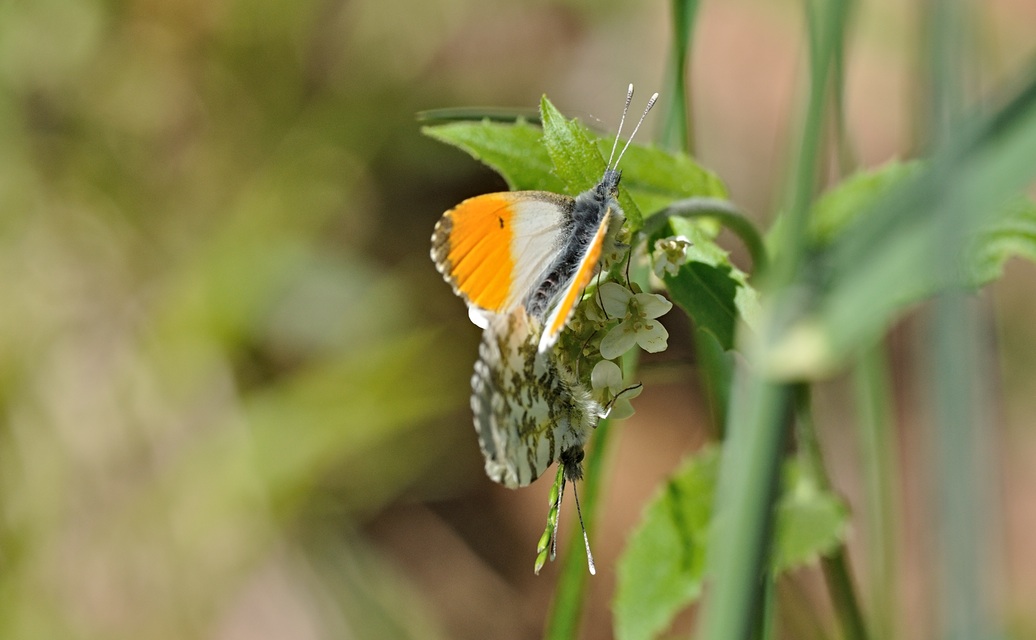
<box><xmin>498</xmin><ymin>216</ymin><xmax>505</xmax><ymax>229</ymax></box>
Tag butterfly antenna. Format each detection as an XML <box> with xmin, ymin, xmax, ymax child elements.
<box><xmin>571</xmin><ymin>480</ymin><xmax>597</xmax><ymax>575</ymax></box>
<box><xmin>607</xmin><ymin>83</ymin><xmax>635</xmax><ymax>170</ymax></box>
<box><xmin>605</xmin><ymin>382</ymin><xmax>644</xmax><ymax>416</ymax></box>
<box><xmin>614</xmin><ymin>91</ymin><xmax>659</xmax><ymax>169</ymax></box>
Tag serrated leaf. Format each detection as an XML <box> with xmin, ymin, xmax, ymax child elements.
<box><xmin>773</xmin><ymin>461</ymin><xmax>849</xmax><ymax>571</ymax></box>
<box><xmin>614</xmin><ymin>448</ymin><xmax>718</xmax><ymax>640</ymax></box>
<box><xmin>421</xmin><ymin>119</ymin><xmax>565</xmax><ymax>192</ymax></box>
<box><xmin>965</xmin><ymin>196</ymin><xmax>1036</xmax><ymax>284</ymax></box>
<box><xmin>765</xmin><ymin>160</ymin><xmax>1036</xmax><ymax>378</ymax></box>
<box><xmin>809</xmin><ymin>160</ymin><xmax>924</xmax><ymax>243</ymax></box>
<box><xmin>614</xmin><ymin>448</ymin><xmax>848</xmax><ymax>640</ymax></box>
<box><xmin>540</xmin><ymin>95</ymin><xmax>644</xmax><ymax>229</ymax></box>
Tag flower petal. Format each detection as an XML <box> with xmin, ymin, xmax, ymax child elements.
<box><xmin>606</xmin><ymin>398</ymin><xmax>636</xmax><ymax>421</ymax></box>
<box><xmin>591</xmin><ymin>360</ymin><xmax>623</xmax><ymax>392</ymax></box>
<box><xmin>652</xmin><ymin>257</ymin><xmax>669</xmax><ymax>279</ymax></box>
<box><xmin>599</xmin><ymin>282</ymin><xmax>632</xmax><ymax>319</ymax></box>
<box><xmin>635</xmin><ymin>292</ymin><xmax>673</xmax><ymax>319</ymax></box>
<box><xmin>600</xmin><ymin>322</ymin><xmax>639</xmax><ymax>359</ymax></box>
<box><xmin>636</xmin><ymin>321</ymin><xmax>670</xmax><ymax>353</ymax></box>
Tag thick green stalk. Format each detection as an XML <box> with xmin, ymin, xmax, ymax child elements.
<box><xmin>696</xmin><ymin>2</ymin><xmax>849</xmax><ymax>638</ymax></box>
<box><xmin>926</xmin><ymin>1</ymin><xmax>996</xmax><ymax>639</ymax></box>
<box><xmin>697</xmin><ymin>374</ymin><xmax>792</xmax><ymax>640</ymax></box>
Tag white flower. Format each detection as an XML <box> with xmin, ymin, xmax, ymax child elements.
<box><xmin>652</xmin><ymin>235</ymin><xmax>693</xmax><ymax>278</ymax></box>
<box><xmin>590</xmin><ymin>359</ymin><xmax>643</xmax><ymax>420</ymax></box>
<box><xmin>597</xmin><ymin>282</ymin><xmax>673</xmax><ymax>359</ymax></box>
<box><xmin>591</xmin><ymin>359</ymin><xmax>623</xmax><ymax>393</ymax></box>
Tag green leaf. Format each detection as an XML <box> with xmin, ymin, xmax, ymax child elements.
<box><xmin>694</xmin><ymin>327</ymin><xmax>735</xmax><ymax>434</ymax></box>
<box><xmin>764</xmin><ymin>153</ymin><xmax>1036</xmax><ymax>378</ymax></box>
<box><xmin>661</xmin><ymin>217</ymin><xmax>759</xmax><ymax>351</ymax></box>
<box><xmin>613</xmin><ymin>448</ymin><xmax>848</xmax><ymax>640</ymax></box>
<box><xmin>421</xmin><ymin>119</ymin><xmax>565</xmax><ymax>192</ymax></box>
<box><xmin>808</xmin><ymin>160</ymin><xmax>924</xmax><ymax>244</ymax></box>
<box><xmin>765</xmin><ymin>160</ymin><xmax>923</xmax><ymax>259</ymax></box>
<box><xmin>769</xmin><ymin>72</ymin><xmax>1036</xmax><ymax>378</ymax></box>
<box><xmin>773</xmin><ymin>460</ymin><xmax>850</xmax><ymax>571</ymax></box>
<box><xmin>540</xmin><ymin>95</ymin><xmax>644</xmax><ymax>229</ymax></box>
<box><xmin>965</xmin><ymin>196</ymin><xmax>1036</xmax><ymax>284</ymax></box>
<box><xmin>614</xmin><ymin>447</ymin><xmax>718</xmax><ymax>640</ymax></box>
<box><xmin>607</xmin><ymin>142</ymin><xmax>728</xmax><ymax>215</ymax></box>
<box><xmin>423</xmin><ymin>98</ymin><xmax>728</xmax><ymax>233</ymax></box>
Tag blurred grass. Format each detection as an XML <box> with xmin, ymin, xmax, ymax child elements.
<box><xmin>0</xmin><ymin>0</ymin><xmax>475</xmax><ymax>637</ymax></box>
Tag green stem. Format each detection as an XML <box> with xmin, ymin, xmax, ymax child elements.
<box><xmin>926</xmin><ymin>2</ymin><xmax>994</xmax><ymax>639</ymax></box>
<box><xmin>821</xmin><ymin>550</ymin><xmax>869</xmax><ymax>640</ymax></box>
<box><xmin>644</xmin><ymin>198</ymin><xmax>768</xmax><ymax>273</ymax></box>
<box><xmin>697</xmin><ymin>375</ymin><xmax>792</xmax><ymax>640</ymax></box>
<box><xmin>756</xmin><ymin>574</ymin><xmax>778</xmax><ymax>640</ymax></box>
<box><xmin>660</xmin><ymin>0</ymin><xmax>700</xmax><ymax>152</ymax></box>
<box><xmin>794</xmin><ymin>386</ymin><xmax>870</xmax><ymax>640</ymax></box>
<box><xmin>697</xmin><ymin>2</ymin><xmax>850</xmax><ymax>637</ymax></box>
<box><xmin>853</xmin><ymin>346</ymin><xmax>898</xmax><ymax>640</ymax></box>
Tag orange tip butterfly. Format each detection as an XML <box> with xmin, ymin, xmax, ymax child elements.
<box><xmin>431</xmin><ymin>84</ymin><xmax>658</xmax><ymax>353</ymax></box>
<box><xmin>431</xmin><ymin>85</ymin><xmax>658</xmax><ymax>575</ymax></box>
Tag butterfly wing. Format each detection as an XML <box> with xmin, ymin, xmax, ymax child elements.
<box><xmin>471</xmin><ymin>308</ymin><xmax>601</xmax><ymax>488</ymax></box>
<box><xmin>431</xmin><ymin>191</ymin><xmax>574</xmax><ymax>327</ymax></box>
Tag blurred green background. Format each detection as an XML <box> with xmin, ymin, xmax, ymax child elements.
<box><xmin>0</xmin><ymin>0</ymin><xmax>1034</xmax><ymax>638</ymax></box>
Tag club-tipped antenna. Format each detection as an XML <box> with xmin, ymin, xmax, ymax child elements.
<box><xmin>613</xmin><ymin>91</ymin><xmax>659</xmax><ymax>170</ymax></box>
<box><xmin>606</xmin><ymin>83</ymin><xmax>636</xmax><ymax>170</ymax></box>
<box><xmin>570</xmin><ymin>480</ymin><xmax>597</xmax><ymax>575</ymax></box>
<box><xmin>549</xmin><ymin>468</ymin><xmax>597</xmax><ymax>575</ymax></box>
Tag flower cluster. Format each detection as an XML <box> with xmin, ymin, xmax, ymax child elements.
<box><xmin>557</xmin><ymin>274</ymin><xmax>672</xmax><ymax>420</ymax></box>
<box><xmin>651</xmin><ymin>235</ymin><xmax>693</xmax><ymax>278</ymax></box>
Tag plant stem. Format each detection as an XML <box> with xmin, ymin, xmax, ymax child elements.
<box><xmin>821</xmin><ymin>550</ymin><xmax>869</xmax><ymax>640</ymax></box>
<box><xmin>793</xmin><ymin>386</ymin><xmax>870</xmax><ymax>640</ymax></box>
<box><xmin>853</xmin><ymin>346</ymin><xmax>898</xmax><ymax>640</ymax></box>
<box><xmin>660</xmin><ymin>0</ymin><xmax>700</xmax><ymax>153</ymax></box>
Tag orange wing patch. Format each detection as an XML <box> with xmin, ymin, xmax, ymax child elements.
<box><xmin>432</xmin><ymin>193</ymin><xmax>516</xmax><ymax>312</ymax></box>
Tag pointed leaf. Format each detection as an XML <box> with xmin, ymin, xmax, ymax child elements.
<box><xmin>421</xmin><ymin>119</ymin><xmax>565</xmax><ymax>192</ymax></box>
<box><xmin>614</xmin><ymin>448</ymin><xmax>718</xmax><ymax>640</ymax></box>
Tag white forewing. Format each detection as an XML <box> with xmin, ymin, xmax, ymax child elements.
<box><xmin>500</xmin><ymin>194</ymin><xmax>571</xmax><ymax>313</ymax></box>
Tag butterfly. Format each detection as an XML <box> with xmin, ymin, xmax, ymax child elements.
<box><xmin>431</xmin><ymin>85</ymin><xmax>658</xmax><ymax>574</ymax></box>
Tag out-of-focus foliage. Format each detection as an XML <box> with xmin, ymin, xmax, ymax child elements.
<box><xmin>613</xmin><ymin>447</ymin><xmax>848</xmax><ymax>640</ymax></box>
<box><xmin>0</xmin><ymin>0</ymin><xmax>473</xmax><ymax>637</ymax></box>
